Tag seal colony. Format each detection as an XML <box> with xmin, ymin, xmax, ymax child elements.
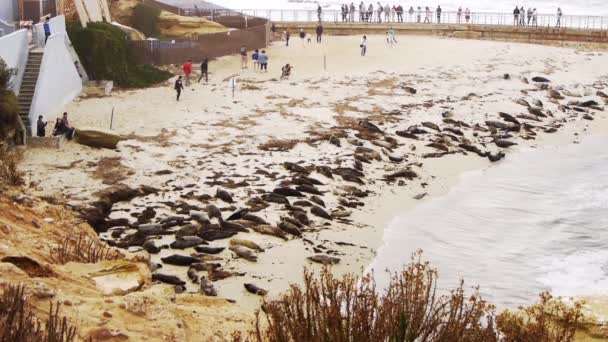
<box><xmin>21</xmin><ymin>36</ymin><xmax>608</xmax><ymax>311</ymax></box>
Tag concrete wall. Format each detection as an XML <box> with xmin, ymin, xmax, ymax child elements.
<box><xmin>28</xmin><ymin>32</ymin><xmax>82</xmax><ymax>134</ymax></box>
<box><xmin>274</xmin><ymin>22</ymin><xmax>608</xmax><ymax>48</ymax></box>
<box><xmin>0</xmin><ymin>0</ymin><xmax>17</xmax><ymax>23</ymax></box>
<box><xmin>0</xmin><ymin>29</ymin><xmax>29</xmax><ymax>95</ymax></box>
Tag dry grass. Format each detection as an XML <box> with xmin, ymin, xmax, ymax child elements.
<box><xmin>50</xmin><ymin>232</ymin><xmax>122</xmax><ymax>265</ymax></box>
<box><xmin>0</xmin><ymin>142</ymin><xmax>24</xmax><ymax>186</ymax></box>
<box><xmin>249</xmin><ymin>251</ymin><xmax>583</xmax><ymax>342</ymax></box>
<box><xmin>0</xmin><ymin>285</ymin><xmax>77</xmax><ymax>342</ymax></box>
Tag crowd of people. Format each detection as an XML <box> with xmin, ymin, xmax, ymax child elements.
<box><xmin>337</xmin><ymin>3</ymin><xmax>565</xmax><ymax>26</ymax></box>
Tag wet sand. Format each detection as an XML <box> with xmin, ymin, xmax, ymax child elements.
<box><xmin>22</xmin><ymin>35</ymin><xmax>608</xmax><ymax>314</ymax></box>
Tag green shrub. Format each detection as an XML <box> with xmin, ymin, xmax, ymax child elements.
<box><xmin>67</xmin><ymin>22</ymin><xmax>171</xmax><ymax>88</ymax></box>
<box><xmin>131</xmin><ymin>3</ymin><xmax>161</xmax><ymax>38</ymax></box>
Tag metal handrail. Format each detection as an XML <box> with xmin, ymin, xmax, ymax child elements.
<box><xmin>191</xmin><ymin>9</ymin><xmax>608</xmax><ymax>31</ymax></box>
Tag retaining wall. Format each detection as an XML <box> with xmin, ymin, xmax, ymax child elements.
<box><xmin>0</xmin><ymin>29</ymin><xmax>29</xmax><ymax>95</ymax></box>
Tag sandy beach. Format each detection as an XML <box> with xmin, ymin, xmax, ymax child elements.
<box><xmin>21</xmin><ymin>34</ymin><xmax>608</xmax><ymax>316</ymax></box>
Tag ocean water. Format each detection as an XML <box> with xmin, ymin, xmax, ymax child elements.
<box><xmin>166</xmin><ymin>0</ymin><xmax>608</xmax><ymax>16</ymax></box>
<box><xmin>369</xmin><ymin>136</ymin><xmax>608</xmax><ymax>308</ymax></box>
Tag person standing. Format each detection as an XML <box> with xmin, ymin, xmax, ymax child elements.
<box><xmin>182</xmin><ymin>59</ymin><xmax>192</xmax><ymax>86</ymax></box>
<box><xmin>317</xmin><ymin>4</ymin><xmax>322</xmax><ymax>22</ymax></box>
<box><xmin>384</xmin><ymin>4</ymin><xmax>390</xmax><ymax>22</ymax></box>
<box><xmin>556</xmin><ymin>7</ymin><xmax>563</xmax><ymax>27</ymax></box>
<box><xmin>436</xmin><ymin>6</ymin><xmax>442</xmax><ymax>23</ymax></box>
<box><xmin>387</xmin><ymin>27</ymin><xmax>397</xmax><ymax>45</ymax></box>
<box><xmin>397</xmin><ymin>5</ymin><xmax>403</xmax><ymax>22</ymax></box>
<box><xmin>198</xmin><ymin>58</ymin><xmax>209</xmax><ymax>83</ymax></box>
<box><xmin>532</xmin><ymin>8</ymin><xmax>538</xmax><ymax>26</ymax></box>
<box><xmin>316</xmin><ymin>24</ymin><xmax>323</xmax><ymax>43</ymax></box>
<box><xmin>359</xmin><ymin>2</ymin><xmax>365</xmax><ymax>21</ymax></box>
<box><xmin>43</xmin><ymin>16</ymin><xmax>51</xmax><ymax>44</ymax></box>
<box><xmin>240</xmin><ymin>46</ymin><xmax>248</xmax><ymax>69</ymax></box>
<box><xmin>408</xmin><ymin>6</ymin><xmax>414</xmax><ymax>22</ymax></box>
<box><xmin>360</xmin><ymin>35</ymin><xmax>367</xmax><ymax>56</ymax></box>
<box><xmin>350</xmin><ymin>3</ymin><xmax>356</xmax><ymax>22</ymax></box>
<box><xmin>299</xmin><ymin>28</ymin><xmax>306</xmax><ymax>46</ymax></box>
<box><xmin>285</xmin><ymin>30</ymin><xmax>291</xmax><ymax>46</ymax></box>
<box><xmin>416</xmin><ymin>6</ymin><xmax>422</xmax><ymax>23</ymax></box>
<box><xmin>465</xmin><ymin>7</ymin><xmax>471</xmax><ymax>23</ymax></box>
<box><xmin>376</xmin><ymin>2</ymin><xmax>383</xmax><ymax>23</ymax></box>
<box><xmin>258</xmin><ymin>50</ymin><xmax>269</xmax><ymax>72</ymax></box>
<box><xmin>341</xmin><ymin>4</ymin><xmax>347</xmax><ymax>22</ymax></box>
<box><xmin>519</xmin><ymin>6</ymin><xmax>525</xmax><ymax>25</ymax></box>
<box><xmin>513</xmin><ymin>6</ymin><xmax>520</xmax><ymax>26</ymax></box>
<box><xmin>252</xmin><ymin>49</ymin><xmax>259</xmax><ymax>70</ymax></box>
<box><xmin>174</xmin><ymin>76</ymin><xmax>184</xmax><ymax>101</ymax></box>
<box><xmin>36</xmin><ymin>116</ymin><xmax>47</xmax><ymax>137</ymax></box>
<box><xmin>424</xmin><ymin>7</ymin><xmax>431</xmax><ymax>23</ymax></box>
<box><xmin>527</xmin><ymin>8</ymin><xmax>533</xmax><ymax>25</ymax></box>
<box><xmin>457</xmin><ymin>7</ymin><xmax>462</xmax><ymax>23</ymax></box>
<box><xmin>368</xmin><ymin>4</ymin><xmax>374</xmax><ymax>22</ymax></box>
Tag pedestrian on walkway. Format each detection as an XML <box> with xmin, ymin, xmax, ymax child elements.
<box><xmin>240</xmin><ymin>46</ymin><xmax>248</xmax><ymax>69</ymax></box>
<box><xmin>183</xmin><ymin>59</ymin><xmax>192</xmax><ymax>85</ymax></box>
<box><xmin>519</xmin><ymin>6</ymin><xmax>525</xmax><ymax>25</ymax></box>
<box><xmin>408</xmin><ymin>6</ymin><xmax>414</xmax><ymax>22</ymax></box>
<box><xmin>368</xmin><ymin>4</ymin><xmax>374</xmax><ymax>22</ymax></box>
<box><xmin>424</xmin><ymin>7</ymin><xmax>431</xmax><ymax>23</ymax></box>
<box><xmin>416</xmin><ymin>6</ymin><xmax>422</xmax><ymax>23</ymax></box>
<box><xmin>465</xmin><ymin>8</ymin><xmax>471</xmax><ymax>23</ymax></box>
<box><xmin>513</xmin><ymin>6</ymin><xmax>520</xmax><ymax>26</ymax></box>
<box><xmin>317</xmin><ymin>4</ymin><xmax>322</xmax><ymax>22</ymax></box>
<box><xmin>350</xmin><ymin>3</ymin><xmax>356</xmax><ymax>22</ymax></box>
<box><xmin>360</xmin><ymin>35</ymin><xmax>367</xmax><ymax>56</ymax></box>
<box><xmin>556</xmin><ymin>7</ymin><xmax>563</xmax><ymax>27</ymax></box>
<box><xmin>527</xmin><ymin>7</ymin><xmax>533</xmax><ymax>25</ymax></box>
<box><xmin>376</xmin><ymin>2</ymin><xmax>383</xmax><ymax>23</ymax></box>
<box><xmin>384</xmin><ymin>4</ymin><xmax>390</xmax><ymax>22</ymax></box>
<box><xmin>532</xmin><ymin>8</ymin><xmax>538</xmax><ymax>26</ymax></box>
<box><xmin>43</xmin><ymin>16</ymin><xmax>51</xmax><ymax>44</ymax></box>
<box><xmin>457</xmin><ymin>7</ymin><xmax>462</xmax><ymax>23</ymax></box>
<box><xmin>175</xmin><ymin>76</ymin><xmax>184</xmax><ymax>101</ymax></box>
<box><xmin>436</xmin><ymin>6</ymin><xmax>442</xmax><ymax>23</ymax></box>
<box><xmin>285</xmin><ymin>30</ymin><xmax>291</xmax><ymax>46</ymax></box>
<box><xmin>316</xmin><ymin>24</ymin><xmax>323</xmax><ymax>43</ymax></box>
<box><xmin>198</xmin><ymin>58</ymin><xmax>209</xmax><ymax>83</ymax></box>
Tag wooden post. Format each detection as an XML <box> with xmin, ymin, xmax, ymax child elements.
<box><xmin>110</xmin><ymin>107</ymin><xmax>114</xmax><ymax>129</ymax></box>
<box><xmin>324</xmin><ymin>54</ymin><xmax>326</xmax><ymax>71</ymax></box>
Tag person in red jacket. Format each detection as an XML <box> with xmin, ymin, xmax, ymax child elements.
<box><xmin>183</xmin><ymin>59</ymin><xmax>193</xmax><ymax>86</ymax></box>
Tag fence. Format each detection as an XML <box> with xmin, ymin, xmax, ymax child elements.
<box><xmin>129</xmin><ymin>23</ymin><xmax>269</xmax><ymax>65</ymax></box>
<box><xmin>222</xmin><ymin>9</ymin><xmax>608</xmax><ymax>31</ymax></box>
<box><xmin>22</xmin><ymin>0</ymin><xmax>57</xmax><ymax>23</ymax></box>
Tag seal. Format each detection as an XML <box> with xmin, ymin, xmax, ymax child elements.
<box><xmin>216</xmin><ymin>188</ymin><xmax>234</xmax><ymax>203</ymax></box>
<box><xmin>244</xmin><ymin>283</ymin><xmax>268</xmax><ymax>296</ymax></box>
<box><xmin>161</xmin><ymin>254</ymin><xmax>199</xmax><ymax>266</ymax></box>
<box><xmin>307</xmin><ymin>255</ymin><xmax>340</xmax><ymax>265</ymax></box>
<box><xmin>152</xmin><ymin>273</ymin><xmax>186</xmax><ymax>286</ymax></box>
<box><xmin>310</xmin><ymin>206</ymin><xmax>332</xmax><ymax>220</ymax></box>
<box><xmin>200</xmin><ymin>276</ymin><xmax>217</xmax><ymax>296</ymax></box>
<box><xmin>142</xmin><ymin>240</ymin><xmax>161</xmax><ymax>254</ymax></box>
<box><xmin>250</xmin><ymin>225</ymin><xmax>288</xmax><ymax>241</ymax></box>
<box><xmin>198</xmin><ymin>230</ymin><xmax>238</xmax><ymax>241</ymax></box>
<box><xmin>187</xmin><ymin>267</ymin><xmax>199</xmax><ymax>283</ymax></box>
<box><xmin>230</xmin><ymin>238</ymin><xmax>264</xmax><ymax>252</ymax></box>
<box><xmin>193</xmin><ymin>246</ymin><xmax>225</xmax><ymax>254</ymax></box>
<box><xmin>229</xmin><ymin>245</ymin><xmax>257</xmax><ymax>262</ymax></box>
<box><xmin>170</xmin><ymin>236</ymin><xmax>207</xmax><ymax>249</ymax></box>
<box><xmin>278</xmin><ymin>221</ymin><xmax>302</xmax><ymax>237</ymax></box>
<box><xmin>273</xmin><ymin>187</ymin><xmax>304</xmax><ymax>197</ymax></box>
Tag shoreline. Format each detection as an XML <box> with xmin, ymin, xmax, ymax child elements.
<box><xmin>20</xmin><ymin>35</ymin><xmax>608</xmax><ymax>320</ymax></box>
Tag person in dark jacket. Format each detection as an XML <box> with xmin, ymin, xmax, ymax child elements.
<box><xmin>285</xmin><ymin>30</ymin><xmax>291</xmax><ymax>46</ymax></box>
<box><xmin>36</xmin><ymin>115</ymin><xmax>47</xmax><ymax>137</ymax></box>
<box><xmin>54</xmin><ymin>112</ymin><xmax>74</xmax><ymax>140</ymax></box>
<box><xmin>175</xmin><ymin>76</ymin><xmax>184</xmax><ymax>101</ymax></box>
<box><xmin>198</xmin><ymin>58</ymin><xmax>209</xmax><ymax>83</ymax></box>
<box><xmin>513</xmin><ymin>6</ymin><xmax>520</xmax><ymax>25</ymax></box>
<box><xmin>316</xmin><ymin>24</ymin><xmax>323</xmax><ymax>43</ymax></box>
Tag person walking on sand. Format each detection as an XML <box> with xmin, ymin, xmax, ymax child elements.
<box><xmin>37</xmin><ymin>115</ymin><xmax>47</xmax><ymax>137</ymax></box>
<box><xmin>285</xmin><ymin>30</ymin><xmax>291</xmax><ymax>46</ymax></box>
<box><xmin>513</xmin><ymin>6</ymin><xmax>520</xmax><ymax>26</ymax></box>
<box><xmin>240</xmin><ymin>46</ymin><xmax>248</xmax><ymax>69</ymax></box>
<box><xmin>54</xmin><ymin>112</ymin><xmax>75</xmax><ymax>140</ymax></box>
<box><xmin>436</xmin><ymin>6</ymin><xmax>442</xmax><ymax>23</ymax></box>
<box><xmin>252</xmin><ymin>49</ymin><xmax>259</xmax><ymax>70</ymax></box>
<box><xmin>424</xmin><ymin>7</ymin><xmax>431</xmax><ymax>23</ymax></box>
<box><xmin>174</xmin><ymin>76</ymin><xmax>184</xmax><ymax>101</ymax></box>
<box><xmin>386</xmin><ymin>27</ymin><xmax>397</xmax><ymax>45</ymax></box>
<box><xmin>299</xmin><ymin>28</ymin><xmax>306</xmax><ymax>46</ymax></box>
<box><xmin>198</xmin><ymin>58</ymin><xmax>209</xmax><ymax>83</ymax></box>
<box><xmin>360</xmin><ymin>35</ymin><xmax>367</xmax><ymax>56</ymax></box>
<box><xmin>556</xmin><ymin>7</ymin><xmax>563</xmax><ymax>27</ymax></box>
<box><xmin>316</xmin><ymin>24</ymin><xmax>323</xmax><ymax>43</ymax></box>
<box><xmin>183</xmin><ymin>59</ymin><xmax>192</xmax><ymax>86</ymax></box>
<box><xmin>465</xmin><ymin>7</ymin><xmax>471</xmax><ymax>23</ymax></box>
<box><xmin>43</xmin><ymin>16</ymin><xmax>51</xmax><ymax>44</ymax></box>
<box><xmin>258</xmin><ymin>50</ymin><xmax>269</xmax><ymax>72</ymax></box>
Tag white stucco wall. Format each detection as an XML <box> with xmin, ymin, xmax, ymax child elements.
<box><xmin>28</xmin><ymin>32</ymin><xmax>82</xmax><ymax>135</ymax></box>
<box><xmin>0</xmin><ymin>29</ymin><xmax>29</xmax><ymax>95</ymax></box>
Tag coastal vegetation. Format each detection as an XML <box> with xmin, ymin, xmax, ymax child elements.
<box><xmin>131</xmin><ymin>3</ymin><xmax>162</xmax><ymax>38</ymax></box>
<box><xmin>67</xmin><ymin>22</ymin><xmax>171</xmax><ymax>88</ymax></box>
<box><xmin>0</xmin><ymin>58</ymin><xmax>23</xmax><ymax>145</ymax></box>
<box><xmin>247</xmin><ymin>252</ymin><xmax>583</xmax><ymax>342</ymax></box>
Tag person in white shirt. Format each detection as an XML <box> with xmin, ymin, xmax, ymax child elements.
<box><xmin>417</xmin><ymin>6</ymin><xmax>422</xmax><ymax>23</ymax></box>
<box><xmin>532</xmin><ymin>8</ymin><xmax>538</xmax><ymax>26</ymax></box>
<box><xmin>424</xmin><ymin>6</ymin><xmax>431</xmax><ymax>23</ymax></box>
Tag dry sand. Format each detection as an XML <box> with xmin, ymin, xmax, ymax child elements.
<box><xmin>22</xmin><ymin>35</ymin><xmax>608</xmax><ymax>317</ymax></box>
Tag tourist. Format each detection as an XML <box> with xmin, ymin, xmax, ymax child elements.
<box><xmin>376</xmin><ymin>2</ymin><xmax>383</xmax><ymax>23</ymax></box>
<box><xmin>281</xmin><ymin>64</ymin><xmax>293</xmax><ymax>79</ymax></box>
<box><xmin>54</xmin><ymin>112</ymin><xmax>74</xmax><ymax>140</ymax></box>
<box><xmin>259</xmin><ymin>50</ymin><xmax>269</xmax><ymax>72</ymax></box>
<box><xmin>43</xmin><ymin>16</ymin><xmax>51</xmax><ymax>44</ymax></box>
<box><xmin>359</xmin><ymin>2</ymin><xmax>365</xmax><ymax>21</ymax></box>
<box><xmin>306</xmin><ymin>32</ymin><xmax>312</xmax><ymax>44</ymax></box>
<box><xmin>465</xmin><ymin>8</ymin><xmax>471</xmax><ymax>23</ymax></box>
<box><xmin>317</xmin><ymin>4</ymin><xmax>322</xmax><ymax>22</ymax></box>
<box><xmin>285</xmin><ymin>30</ymin><xmax>291</xmax><ymax>46</ymax></box>
<box><xmin>397</xmin><ymin>5</ymin><xmax>404</xmax><ymax>23</ymax></box>
<box><xmin>532</xmin><ymin>8</ymin><xmax>538</xmax><ymax>26</ymax></box>
<box><xmin>457</xmin><ymin>7</ymin><xmax>462</xmax><ymax>23</ymax></box>
<box><xmin>408</xmin><ymin>6</ymin><xmax>414</xmax><ymax>22</ymax></box>
<box><xmin>316</xmin><ymin>24</ymin><xmax>323</xmax><ymax>43</ymax></box>
<box><xmin>513</xmin><ymin>6</ymin><xmax>520</xmax><ymax>26</ymax></box>
<box><xmin>391</xmin><ymin>5</ymin><xmax>396</xmax><ymax>22</ymax></box>
<box><xmin>350</xmin><ymin>3</ymin><xmax>356</xmax><ymax>22</ymax></box>
<box><xmin>384</xmin><ymin>4</ymin><xmax>390</xmax><ymax>22</ymax></box>
<box><xmin>240</xmin><ymin>46</ymin><xmax>248</xmax><ymax>69</ymax></box>
<box><xmin>387</xmin><ymin>27</ymin><xmax>397</xmax><ymax>45</ymax></box>
<box><xmin>183</xmin><ymin>59</ymin><xmax>192</xmax><ymax>86</ymax></box>
<box><xmin>424</xmin><ymin>7</ymin><xmax>431</xmax><ymax>23</ymax></box>
<box><xmin>174</xmin><ymin>76</ymin><xmax>184</xmax><ymax>101</ymax></box>
<box><xmin>51</xmin><ymin>118</ymin><xmax>61</xmax><ymax>137</ymax></box>
<box><xmin>556</xmin><ymin>7</ymin><xmax>563</xmax><ymax>27</ymax></box>
<box><xmin>36</xmin><ymin>115</ymin><xmax>47</xmax><ymax>137</ymax></box>
<box><xmin>368</xmin><ymin>4</ymin><xmax>374</xmax><ymax>22</ymax></box>
<box><xmin>519</xmin><ymin>7</ymin><xmax>525</xmax><ymax>25</ymax></box>
<box><xmin>252</xmin><ymin>49</ymin><xmax>259</xmax><ymax>70</ymax></box>
<box><xmin>341</xmin><ymin>4</ymin><xmax>347</xmax><ymax>22</ymax></box>
<box><xmin>416</xmin><ymin>7</ymin><xmax>422</xmax><ymax>23</ymax></box>
<box><xmin>436</xmin><ymin>6</ymin><xmax>442</xmax><ymax>23</ymax></box>
<box><xmin>360</xmin><ymin>35</ymin><xmax>367</xmax><ymax>56</ymax></box>
<box><xmin>198</xmin><ymin>58</ymin><xmax>209</xmax><ymax>83</ymax></box>
<box><xmin>527</xmin><ymin>8</ymin><xmax>533</xmax><ymax>25</ymax></box>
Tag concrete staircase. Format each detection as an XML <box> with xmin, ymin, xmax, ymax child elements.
<box><xmin>17</xmin><ymin>51</ymin><xmax>44</xmax><ymax>136</ymax></box>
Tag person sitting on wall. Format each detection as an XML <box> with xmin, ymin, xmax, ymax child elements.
<box><xmin>53</xmin><ymin>112</ymin><xmax>75</xmax><ymax>140</ymax></box>
<box><xmin>281</xmin><ymin>64</ymin><xmax>293</xmax><ymax>80</ymax></box>
<box><xmin>43</xmin><ymin>16</ymin><xmax>51</xmax><ymax>44</ymax></box>
<box><xmin>36</xmin><ymin>115</ymin><xmax>47</xmax><ymax>137</ymax></box>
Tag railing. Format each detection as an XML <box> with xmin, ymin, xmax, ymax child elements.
<box><xmin>197</xmin><ymin>9</ymin><xmax>608</xmax><ymax>31</ymax></box>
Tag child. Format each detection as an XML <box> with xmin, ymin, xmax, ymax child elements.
<box><xmin>281</xmin><ymin>64</ymin><xmax>292</xmax><ymax>80</ymax></box>
<box><xmin>36</xmin><ymin>116</ymin><xmax>47</xmax><ymax>137</ymax></box>
<box><xmin>252</xmin><ymin>49</ymin><xmax>260</xmax><ymax>70</ymax></box>
<box><xmin>175</xmin><ymin>76</ymin><xmax>184</xmax><ymax>101</ymax></box>
<box><xmin>240</xmin><ymin>46</ymin><xmax>248</xmax><ymax>69</ymax></box>
<box><xmin>258</xmin><ymin>50</ymin><xmax>269</xmax><ymax>72</ymax></box>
